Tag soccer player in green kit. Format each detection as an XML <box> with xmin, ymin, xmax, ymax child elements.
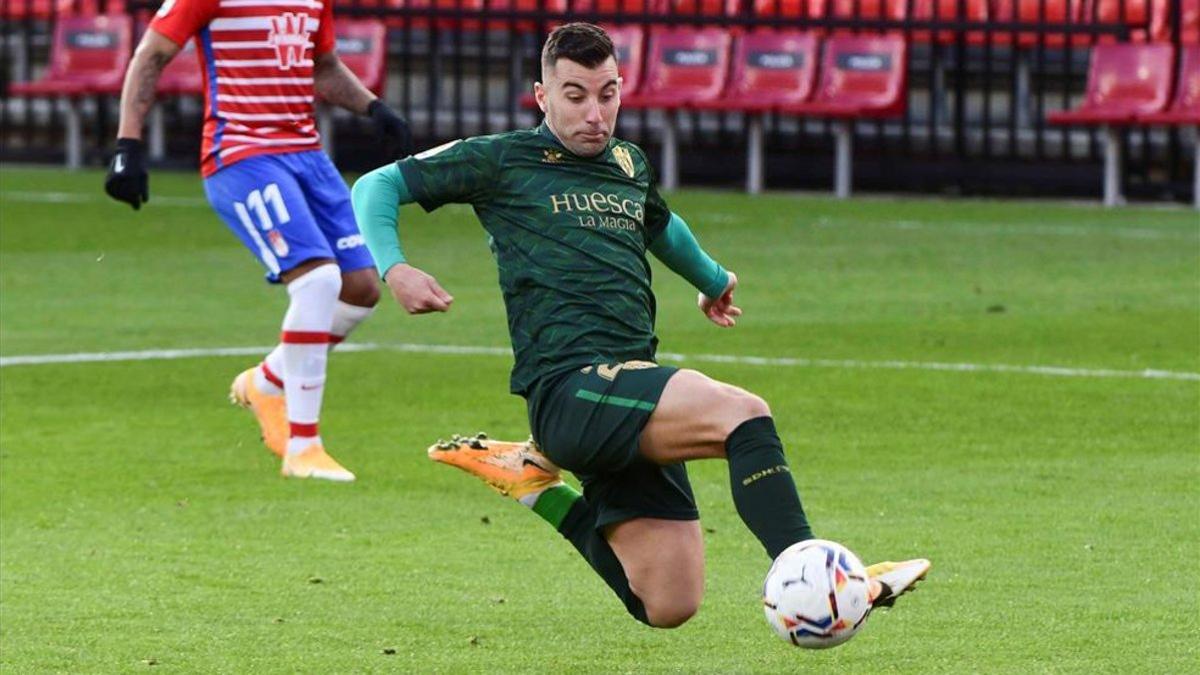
<box><xmin>352</xmin><ymin>23</ymin><xmax>929</xmax><ymax>629</ymax></box>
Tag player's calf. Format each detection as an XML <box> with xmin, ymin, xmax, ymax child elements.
<box><xmin>606</xmin><ymin>518</ymin><xmax>705</xmax><ymax>629</ymax></box>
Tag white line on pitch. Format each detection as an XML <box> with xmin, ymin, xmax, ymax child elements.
<box><xmin>0</xmin><ymin>191</ymin><xmax>209</xmax><ymax>207</ymax></box>
<box><xmin>0</xmin><ymin>343</ymin><xmax>1196</xmax><ymax>382</ymax></box>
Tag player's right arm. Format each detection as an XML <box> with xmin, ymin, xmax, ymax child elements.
<box><xmin>351</xmin><ymin>137</ymin><xmax>501</xmax><ymax>315</ymax></box>
<box><xmin>106</xmin><ymin>0</ymin><xmax>216</xmax><ymax>209</ymax></box>
<box><xmin>351</xmin><ymin>165</ymin><xmax>454</xmax><ymax>314</ymax></box>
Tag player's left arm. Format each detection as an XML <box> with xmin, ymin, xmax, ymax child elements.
<box><xmin>311</xmin><ymin>51</ymin><xmax>411</xmax><ymax>158</ymax></box>
<box><xmin>640</xmin><ymin>162</ymin><xmax>740</xmax><ymax>327</ymax></box>
<box><xmin>647</xmin><ymin>213</ymin><xmax>741</xmax><ymax>328</ymax></box>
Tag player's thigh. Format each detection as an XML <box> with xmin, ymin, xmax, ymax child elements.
<box><xmin>638</xmin><ymin>368</ymin><xmax>771</xmax><ymax>465</ymax></box>
<box><xmin>203</xmin><ymin>154</ymin><xmax>334</xmax><ymax>282</ymax></box>
<box><xmin>528</xmin><ymin>362</ymin><xmax>677</xmax><ymax>475</ymax></box>
<box><xmin>291</xmin><ymin>151</ymin><xmax>375</xmax><ymax>280</ymax></box>
<box><xmin>606</xmin><ymin>517</ymin><xmax>705</xmax><ymax>626</ymax></box>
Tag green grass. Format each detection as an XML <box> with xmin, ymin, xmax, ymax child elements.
<box><xmin>1</xmin><ymin>167</ymin><xmax>1198</xmax><ymax>673</ymax></box>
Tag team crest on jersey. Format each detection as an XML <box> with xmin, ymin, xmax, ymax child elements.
<box><xmin>612</xmin><ymin>145</ymin><xmax>635</xmax><ymax>177</ymax></box>
<box><xmin>542</xmin><ymin>149</ymin><xmax>564</xmax><ymax>164</ymax></box>
<box><xmin>268</xmin><ymin>13</ymin><xmax>310</xmax><ymax>71</ymax></box>
<box><xmin>267</xmin><ymin>230</ymin><xmax>290</xmax><ymax>257</ymax></box>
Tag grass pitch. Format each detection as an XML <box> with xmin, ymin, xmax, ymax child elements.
<box><xmin>1</xmin><ymin>167</ymin><xmax>1197</xmax><ymax>673</ymax></box>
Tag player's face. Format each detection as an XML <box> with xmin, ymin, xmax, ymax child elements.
<box><xmin>535</xmin><ymin>56</ymin><xmax>621</xmax><ymax>158</ymax></box>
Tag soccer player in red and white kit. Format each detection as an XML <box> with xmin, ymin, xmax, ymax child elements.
<box><xmin>105</xmin><ymin>0</ymin><xmax>414</xmax><ymax>482</ymax></box>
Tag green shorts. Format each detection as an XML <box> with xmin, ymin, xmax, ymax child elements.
<box><xmin>526</xmin><ymin>361</ymin><xmax>698</xmax><ymax>530</ymax></box>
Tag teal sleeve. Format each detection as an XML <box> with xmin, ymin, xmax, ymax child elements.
<box><xmin>351</xmin><ymin>163</ymin><xmax>415</xmax><ymax>280</ymax></box>
<box><xmin>647</xmin><ymin>212</ymin><xmax>730</xmax><ymax>299</ymax></box>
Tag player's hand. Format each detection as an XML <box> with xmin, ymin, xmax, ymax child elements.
<box><xmin>698</xmin><ymin>271</ymin><xmax>742</xmax><ymax>328</ymax></box>
<box><xmin>104</xmin><ymin>138</ymin><xmax>149</xmax><ymax>210</ymax></box>
<box><xmin>384</xmin><ymin>263</ymin><xmax>454</xmax><ymax>314</ymax></box>
<box><xmin>367</xmin><ymin>99</ymin><xmax>413</xmax><ymax>159</ymax></box>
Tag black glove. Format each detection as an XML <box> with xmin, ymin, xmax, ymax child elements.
<box><xmin>104</xmin><ymin>138</ymin><xmax>149</xmax><ymax>210</ymax></box>
<box><xmin>367</xmin><ymin>99</ymin><xmax>413</xmax><ymax>160</ymax></box>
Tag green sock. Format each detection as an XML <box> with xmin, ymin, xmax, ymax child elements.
<box><xmin>726</xmin><ymin>416</ymin><xmax>814</xmax><ymax>559</ymax></box>
<box><xmin>531</xmin><ymin>485</ymin><xmax>651</xmax><ymax>625</ymax></box>
<box><xmin>530</xmin><ymin>484</ymin><xmax>580</xmax><ymax>528</ymax></box>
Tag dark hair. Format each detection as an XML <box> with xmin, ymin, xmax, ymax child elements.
<box><xmin>541</xmin><ymin>22</ymin><xmax>616</xmax><ymax>70</ymax></box>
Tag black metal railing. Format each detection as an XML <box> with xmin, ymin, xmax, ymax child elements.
<box><xmin>0</xmin><ymin>0</ymin><xmax>1193</xmax><ymax>201</ymax></box>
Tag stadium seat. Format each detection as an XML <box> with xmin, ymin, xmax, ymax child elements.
<box><xmin>752</xmin><ymin>0</ymin><xmax>907</xmax><ymax>35</ymax></box>
<box><xmin>8</xmin><ymin>14</ymin><xmax>131</xmax><ymax>97</ymax></box>
<box><xmin>8</xmin><ymin>14</ymin><xmax>133</xmax><ymax>168</ymax></box>
<box><xmin>1047</xmin><ymin>43</ymin><xmax>1173</xmax><ymax>123</ymax></box>
<box><xmin>671</xmin><ymin>0</ymin><xmax>742</xmax><ymax>16</ymax></box>
<box><xmin>779</xmin><ymin>34</ymin><xmax>907</xmax><ymax>197</ymax></box>
<box><xmin>990</xmin><ymin>0</ymin><xmax>1090</xmax><ymax>47</ymax></box>
<box><xmin>1138</xmin><ymin>45</ymin><xmax>1199</xmax><ymax>208</ymax></box>
<box><xmin>1149</xmin><ymin>0</ymin><xmax>1199</xmax><ymax>44</ymax></box>
<box><xmin>1</xmin><ymin>0</ymin><xmax>129</xmax><ymax>20</ymax></box>
<box><xmin>910</xmin><ymin>0</ymin><xmax>989</xmax><ymax>44</ymax></box>
<box><xmin>622</xmin><ymin>27</ymin><xmax>732</xmax><ymax>110</ymax></box>
<box><xmin>2</xmin><ymin>0</ymin><xmax>71</xmax><ymax>20</ymax></box>
<box><xmin>622</xmin><ymin>27</ymin><xmax>732</xmax><ymax>190</ymax></box>
<box><xmin>572</xmin><ymin>0</ymin><xmax>670</xmax><ymax>13</ymax></box>
<box><xmin>691</xmin><ymin>30</ymin><xmax>819</xmax><ymax>192</ymax></box>
<box><xmin>692</xmin><ymin>30</ymin><xmax>818</xmax><ymax>112</ymax></box>
<box><xmin>782</xmin><ymin>33</ymin><xmax>907</xmax><ymax>118</ymax></box>
<box><xmin>1046</xmin><ymin>43</ymin><xmax>1174</xmax><ymax>205</ymax></box>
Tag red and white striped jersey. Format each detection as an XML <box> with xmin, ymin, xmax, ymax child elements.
<box><xmin>150</xmin><ymin>0</ymin><xmax>335</xmax><ymax>177</ymax></box>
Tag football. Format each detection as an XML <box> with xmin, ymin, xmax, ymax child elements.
<box><xmin>762</xmin><ymin>539</ymin><xmax>873</xmax><ymax>649</ymax></box>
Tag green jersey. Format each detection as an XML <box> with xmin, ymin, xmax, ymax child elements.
<box><xmin>396</xmin><ymin>123</ymin><xmax>672</xmax><ymax>396</ymax></box>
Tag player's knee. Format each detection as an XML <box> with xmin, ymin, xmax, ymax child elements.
<box><xmin>718</xmin><ymin>390</ymin><xmax>772</xmax><ymax>439</ymax></box>
<box><xmin>643</xmin><ymin>593</ymin><xmax>702</xmax><ymax>629</ymax></box>
<box><xmin>339</xmin><ymin>273</ymin><xmax>380</xmax><ymax>307</ymax></box>
<box><xmin>288</xmin><ymin>263</ymin><xmax>342</xmax><ymax>302</ymax></box>
<box><xmin>741</xmin><ymin>392</ymin><xmax>771</xmax><ymax>421</ymax></box>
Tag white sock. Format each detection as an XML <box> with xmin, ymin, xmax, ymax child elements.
<box><xmin>255</xmin><ymin>299</ymin><xmax>373</xmax><ymax>395</ymax></box>
<box><xmin>279</xmin><ymin>264</ymin><xmax>341</xmax><ymax>456</ymax></box>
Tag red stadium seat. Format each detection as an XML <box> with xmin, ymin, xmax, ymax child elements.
<box><xmin>621</xmin><ymin>28</ymin><xmax>732</xmax><ymax>191</ymax></box>
<box><xmin>672</xmin><ymin>0</ymin><xmax>742</xmax><ymax>15</ymax></box>
<box><xmin>691</xmin><ymin>29</ymin><xmax>818</xmax><ymax>112</ymax></box>
<box><xmin>1138</xmin><ymin>45</ymin><xmax>1200</xmax><ymax>208</ymax></box>
<box><xmin>990</xmin><ymin>0</ymin><xmax>1089</xmax><ymax>47</ymax></box>
<box><xmin>910</xmin><ymin>0</ymin><xmax>989</xmax><ymax>44</ymax></box>
<box><xmin>1089</xmin><ymin>0</ymin><xmax>1157</xmax><ymax>43</ymax></box>
<box><xmin>2</xmin><ymin>0</ymin><xmax>70</xmax><ymax>20</ymax></box>
<box><xmin>1046</xmin><ymin>43</ymin><xmax>1175</xmax><ymax>206</ymax></box>
<box><xmin>572</xmin><ymin>0</ymin><xmax>670</xmax><ymax>13</ymax></box>
<box><xmin>8</xmin><ymin>14</ymin><xmax>132</xmax><ymax>97</ymax></box>
<box><xmin>334</xmin><ymin>19</ymin><xmax>388</xmax><ymax>95</ymax></box>
<box><xmin>621</xmin><ymin>27</ymin><xmax>732</xmax><ymax>109</ymax></box>
<box><xmin>691</xmin><ymin>30</ymin><xmax>818</xmax><ymax>193</ymax></box>
<box><xmin>752</xmin><ymin>0</ymin><xmax>907</xmax><ymax>35</ymax></box>
<box><xmin>1150</xmin><ymin>0</ymin><xmax>1199</xmax><ymax>44</ymax></box>
<box><xmin>1140</xmin><ymin>44</ymin><xmax>1200</xmax><ymax>124</ymax></box>
<box><xmin>8</xmin><ymin>14</ymin><xmax>132</xmax><ymax>168</ymax></box>
<box><xmin>781</xmin><ymin>33</ymin><xmax>907</xmax><ymax>118</ymax></box>
<box><xmin>780</xmin><ymin>34</ymin><xmax>907</xmax><ymax>197</ymax></box>
<box><xmin>1047</xmin><ymin>43</ymin><xmax>1174</xmax><ymax>124</ymax></box>
<box><xmin>1</xmin><ymin>0</ymin><xmax>129</xmax><ymax>19</ymax></box>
